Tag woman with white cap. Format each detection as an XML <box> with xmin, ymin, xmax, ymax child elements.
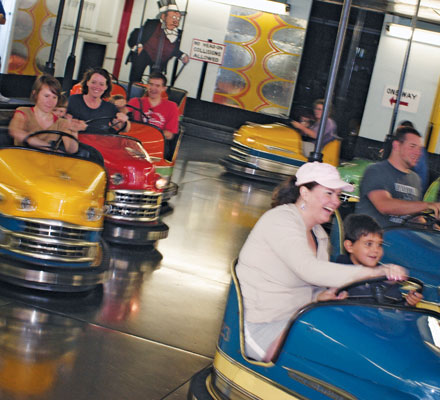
<box><xmin>236</xmin><ymin>162</ymin><xmax>407</xmax><ymax>362</ymax></box>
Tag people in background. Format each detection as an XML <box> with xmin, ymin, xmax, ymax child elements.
<box><xmin>291</xmin><ymin>99</ymin><xmax>337</xmax><ymax>156</ymax></box>
<box><xmin>9</xmin><ymin>75</ymin><xmax>85</xmax><ymax>153</ymax></box>
<box><xmin>356</xmin><ymin>126</ymin><xmax>440</xmax><ymax>227</ymax></box>
<box><xmin>128</xmin><ymin>71</ymin><xmax>179</xmax><ymax>160</ymax></box>
<box><xmin>109</xmin><ymin>94</ymin><xmax>129</xmax><ymax>115</ymax></box>
<box><xmin>67</xmin><ymin>67</ymin><xmax>129</xmax><ymax>133</ymax></box>
<box><xmin>53</xmin><ymin>94</ymin><xmax>68</xmax><ymax>118</ymax></box>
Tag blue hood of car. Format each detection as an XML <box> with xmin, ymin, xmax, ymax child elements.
<box><xmin>381</xmin><ymin>228</ymin><xmax>440</xmax><ymax>301</ymax></box>
<box><xmin>280</xmin><ymin>304</ymin><xmax>440</xmax><ymax>399</ymax></box>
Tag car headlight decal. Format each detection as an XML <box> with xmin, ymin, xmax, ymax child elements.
<box><xmin>110</xmin><ymin>173</ymin><xmax>125</xmax><ymax>186</ymax></box>
<box><xmin>155</xmin><ymin>177</ymin><xmax>168</xmax><ymax>190</ymax></box>
<box><xmin>86</xmin><ymin>207</ymin><xmax>102</xmax><ymax>221</ymax></box>
<box><xmin>18</xmin><ymin>196</ymin><xmax>36</xmax><ymax>211</ymax></box>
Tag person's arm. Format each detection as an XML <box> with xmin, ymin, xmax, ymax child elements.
<box><xmin>112</xmin><ymin>112</ymin><xmax>130</xmax><ymax>132</ymax></box>
<box><xmin>127</xmin><ymin>98</ymin><xmax>142</xmax><ymax>122</ymax></box>
<box><xmin>56</xmin><ymin>118</ymin><xmax>88</xmax><ymax>154</ymax></box>
<box><xmin>368</xmin><ymin>190</ymin><xmax>440</xmax><ymax>217</ymax></box>
<box><xmin>163</xmin><ymin>102</ymin><xmax>179</xmax><ymax>140</ymax></box>
<box><xmin>291</xmin><ymin>120</ymin><xmax>317</xmax><ymax>139</ymax></box>
<box><xmin>406</xmin><ymin>291</ymin><xmax>423</xmax><ymax>306</ymax></box>
<box><xmin>263</xmin><ymin>208</ymin><xmax>406</xmax><ymax>289</ymax></box>
<box><xmin>9</xmin><ymin>110</ymin><xmax>49</xmax><ymax>148</ymax></box>
<box><xmin>163</xmin><ymin>130</ymin><xmax>173</xmax><ymax>140</ymax></box>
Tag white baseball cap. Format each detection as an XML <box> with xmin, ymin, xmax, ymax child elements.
<box><xmin>295</xmin><ymin>162</ymin><xmax>354</xmax><ymax>192</ymax></box>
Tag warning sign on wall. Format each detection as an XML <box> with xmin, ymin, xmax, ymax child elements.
<box><xmin>190</xmin><ymin>39</ymin><xmax>226</xmax><ymax>65</ymax></box>
<box><xmin>381</xmin><ymin>85</ymin><xmax>421</xmax><ymax>113</ymax></box>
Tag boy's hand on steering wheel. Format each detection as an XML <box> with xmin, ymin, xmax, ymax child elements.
<box><xmin>406</xmin><ymin>290</ymin><xmax>423</xmax><ymax>306</ymax></box>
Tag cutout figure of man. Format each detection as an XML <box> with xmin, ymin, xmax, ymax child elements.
<box><xmin>127</xmin><ymin>0</ymin><xmax>189</xmax><ymax>84</ymax></box>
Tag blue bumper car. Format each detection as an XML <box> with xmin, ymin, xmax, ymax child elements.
<box><xmin>188</xmin><ymin>263</ymin><xmax>440</xmax><ymax>399</ymax></box>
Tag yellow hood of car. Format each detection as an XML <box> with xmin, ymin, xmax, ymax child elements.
<box><xmin>234</xmin><ymin>123</ymin><xmax>307</xmax><ymax>161</ymax></box>
<box><xmin>0</xmin><ymin>149</ymin><xmax>107</xmax><ymax>228</ymax></box>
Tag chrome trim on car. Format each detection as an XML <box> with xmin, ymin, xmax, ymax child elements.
<box><xmin>229</xmin><ymin>145</ymin><xmax>302</xmax><ymax>176</ymax></box>
<box><xmin>105</xmin><ymin>190</ymin><xmax>162</xmax><ymax>222</ymax></box>
<box><xmin>212</xmin><ymin>349</ymin><xmax>305</xmax><ymax>400</ymax></box>
<box><xmin>162</xmin><ymin>182</ymin><xmax>178</xmax><ymax>202</ymax></box>
<box><xmin>0</xmin><ymin>217</ymin><xmax>101</xmax><ymax>263</ymax></box>
<box><xmin>339</xmin><ymin>193</ymin><xmax>359</xmax><ymax>203</ymax></box>
<box><xmin>104</xmin><ymin>224</ymin><xmax>168</xmax><ymax>241</ymax></box>
<box><xmin>283</xmin><ymin>367</ymin><xmax>357</xmax><ymax>400</ymax></box>
<box><xmin>0</xmin><ymin>258</ymin><xmax>109</xmax><ymax>287</ymax></box>
<box><xmin>7</xmin><ymin>216</ymin><xmax>102</xmax><ymax>232</ymax></box>
<box><xmin>222</xmin><ymin>157</ymin><xmax>294</xmax><ymax>182</ymax></box>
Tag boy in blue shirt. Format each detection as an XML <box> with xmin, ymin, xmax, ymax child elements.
<box><xmin>337</xmin><ymin>214</ymin><xmax>422</xmax><ymax>306</ymax></box>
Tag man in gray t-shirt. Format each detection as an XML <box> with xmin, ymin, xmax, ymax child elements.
<box><xmin>356</xmin><ymin>127</ymin><xmax>440</xmax><ymax>228</ymax></box>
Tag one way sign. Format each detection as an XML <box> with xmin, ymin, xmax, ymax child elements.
<box><xmin>381</xmin><ymin>85</ymin><xmax>421</xmax><ymax>113</ymax></box>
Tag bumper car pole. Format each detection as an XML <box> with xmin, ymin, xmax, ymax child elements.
<box><xmin>309</xmin><ymin>0</ymin><xmax>352</xmax><ymax>163</ymax></box>
<box><xmin>44</xmin><ymin>0</ymin><xmax>66</xmax><ymax>76</ymax></box>
<box><xmin>385</xmin><ymin>0</ymin><xmax>421</xmax><ymax>145</ymax></box>
<box><xmin>62</xmin><ymin>0</ymin><xmax>85</xmax><ymax>94</ymax></box>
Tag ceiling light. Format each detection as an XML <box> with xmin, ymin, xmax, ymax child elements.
<box><xmin>212</xmin><ymin>0</ymin><xmax>289</xmax><ymax>15</ymax></box>
<box><xmin>386</xmin><ymin>23</ymin><xmax>440</xmax><ymax>46</ymax></box>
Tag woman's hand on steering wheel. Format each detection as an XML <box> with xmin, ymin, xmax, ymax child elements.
<box><xmin>376</xmin><ymin>263</ymin><xmax>407</xmax><ymax>281</ymax></box>
<box><xmin>111</xmin><ymin>112</ymin><xmax>129</xmax><ymax>133</ymax></box>
<box><xmin>67</xmin><ymin>118</ymin><xmax>88</xmax><ymax>133</ymax></box>
<box><xmin>317</xmin><ymin>287</ymin><xmax>348</xmax><ymax>302</ymax></box>
<box><xmin>85</xmin><ymin>116</ymin><xmax>126</xmax><ymax>134</ymax></box>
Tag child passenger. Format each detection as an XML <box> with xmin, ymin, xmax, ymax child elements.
<box><xmin>109</xmin><ymin>94</ymin><xmax>128</xmax><ymax>115</ymax></box>
<box><xmin>337</xmin><ymin>214</ymin><xmax>422</xmax><ymax>306</ymax></box>
<box><xmin>53</xmin><ymin>94</ymin><xmax>68</xmax><ymax>118</ymax></box>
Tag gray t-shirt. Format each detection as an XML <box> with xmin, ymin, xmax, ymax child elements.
<box><xmin>356</xmin><ymin>160</ymin><xmax>422</xmax><ymax>227</ymax></box>
<box><xmin>310</xmin><ymin>117</ymin><xmax>337</xmax><ymax>146</ymax></box>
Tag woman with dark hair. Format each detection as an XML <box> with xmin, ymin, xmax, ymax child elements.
<box><xmin>236</xmin><ymin>162</ymin><xmax>407</xmax><ymax>361</ymax></box>
<box><xmin>9</xmin><ymin>74</ymin><xmax>85</xmax><ymax>153</ymax></box>
<box><xmin>291</xmin><ymin>99</ymin><xmax>337</xmax><ymax>156</ymax></box>
<box><xmin>67</xmin><ymin>67</ymin><xmax>129</xmax><ymax>133</ymax></box>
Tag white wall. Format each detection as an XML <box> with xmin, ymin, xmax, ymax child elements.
<box><xmin>54</xmin><ymin>0</ymin><xmax>125</xmax><ymax>78</ymax></box>
<box><xmin>359</xmin><ymin>14</ymin><xmax>440</xmax><ymax>153</ymax></box>
<box><xmin>0</xmin><ymin>0</ymin><xmax>17</xmax><ymax>73</ymax></box>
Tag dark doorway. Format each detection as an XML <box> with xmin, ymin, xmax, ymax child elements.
<box><xmin>291</xmin><ymin>2</ymin><xmax>384</xmax><ymax>160</ymax></box>
<box><xmin>78</xmin><ymin>42</ymin><xmax>106</xmax><ymax>80</ymax></box>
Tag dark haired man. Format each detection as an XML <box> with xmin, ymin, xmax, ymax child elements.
<box><xmin>356</xmin><ymin>127</ymin><xmax>440</xmax><ymax>227</ymax></box>
<box><xmin>127</xmin><ymin>72</ymin><xmax>179</xmax><ymax>160</ymax></box>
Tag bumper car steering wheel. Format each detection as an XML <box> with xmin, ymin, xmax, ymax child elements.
<box><xmin>336</xmin><ymin>276</ymin><xmax>423</xmax><ymax>305</ymax></box>
<box><xmin>23</xmin><ymin>130</ymin><xmax>79</xmax><ymax>153</ymax></box>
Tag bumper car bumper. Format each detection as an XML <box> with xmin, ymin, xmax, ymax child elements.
<box><xmin>162</xmin><ymin>181</ymin><xmax>178</xmax><ymax>202</ymax></box>
<box><xmin>103</xmin><ymin>219</ymin><xmax>169</xmax><ymax>245</ymax></box>
<box><xmin>188</xmin><ymin>367</ymin><xmax>215</xmax><ymax>400</ymax></box>
<box><xmin>220</xmin><ymin>155</ymin><xmax>299</xmax><ymax>183</ymax></box>
<box><xmin>0</xmin><ymin>254</ymin><xmax>109</xmax><ymax>292</ymax></box>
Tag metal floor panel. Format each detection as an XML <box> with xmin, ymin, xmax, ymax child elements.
<box><xmin>0</xmin><ymin>135</ymin><xmax>275</xmax><ymax>400</ymax></box>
